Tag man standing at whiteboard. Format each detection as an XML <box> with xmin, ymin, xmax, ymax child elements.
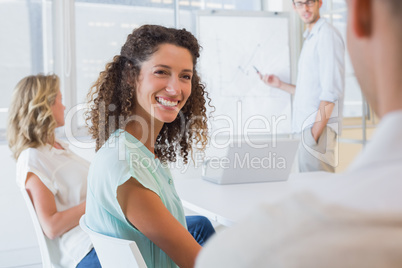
<box><xmin>260</xmin><ymin>0</ymin><xmax>345</xmax><ymax>173</ymax></box>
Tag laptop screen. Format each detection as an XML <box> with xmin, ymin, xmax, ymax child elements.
<box><xmin>202</xmin><ymin>138</ymin><xmax>299</xmax><ymax>184</ymax></box>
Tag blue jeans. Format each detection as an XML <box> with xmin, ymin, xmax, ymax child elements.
<box><xmin>186</xmin><ymin>215</ymin><xmax>215</xmax><ymax>246</ymax></box>
<box><xmin>76</xmin><ymin>248</ymin><xmax>101</xmax><ymax>268</ymax></box>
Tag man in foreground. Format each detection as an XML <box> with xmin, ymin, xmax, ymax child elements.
<box><xmin>196</xmin><ymin>0</ymin><xmax>402</xmax><ymax>266</ymax></box>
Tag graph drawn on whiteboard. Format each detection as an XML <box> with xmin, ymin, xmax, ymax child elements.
<box><xmin>197</xmin><ymin>13</ymin><xmax>292</xmax><ymax>134</ymax></box>
<box><xmin>198</xmin><ymin>14</ymin><xmax>291</xmax><ymax>98</ymax></box>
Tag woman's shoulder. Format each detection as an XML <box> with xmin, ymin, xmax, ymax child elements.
<box><xmin>18</xmin><ymin>145</ymin><xmax>51</xmax><ymax>163</ymax></box>
<box><xmin>16</xmin><ymin>146</ymin><xmax>55</xmax><ymax>189</ymax></box>
<box><xmin>87</xmin><ymin>133</ymin><xmax>134</xmax><ymax>195</ymax></box>
<box><xmin>91</xmin><ymin>133</ymin><xmax>132</xmax><ymax>170</ymax></box>
<box><xmin>96</xmin><ymin>130</ymin><xmax>150</xmax><ymax>160</ymax></box>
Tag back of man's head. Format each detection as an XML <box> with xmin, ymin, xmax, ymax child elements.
<box><xmin>347</xmin><ymin>0</ymin><xmax>402</xmax><ymax>117</ymax></box>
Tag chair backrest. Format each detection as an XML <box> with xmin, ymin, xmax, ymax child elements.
<box><xmin>79</xmin><ymin>215</ymin><xmax>147</xmax><ymax>268</ymax></box>
<box><xmin>20</xmin><ymin>188</ymin><xmax>54</xmax><ymax>268</ymax></box>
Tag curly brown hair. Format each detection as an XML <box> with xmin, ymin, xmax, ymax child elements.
<box><xmin>86</xmin><ymin>24</ymin><xmax>211</xmax><ymax>164</ymax></box>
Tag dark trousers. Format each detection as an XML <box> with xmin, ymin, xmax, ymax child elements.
<box><xmin>186</xmin><ymin>215</ymin><xmax>216</xmax><ymax>246</ymax></box>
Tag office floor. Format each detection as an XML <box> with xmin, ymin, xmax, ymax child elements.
<box><xmin>335</xmin><ymin>127</ymin><xmax>376</xmax><ymax>173</ymax></box>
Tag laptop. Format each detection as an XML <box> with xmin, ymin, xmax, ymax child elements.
<box><xmin>201</xmin><ymin>139</ymin><xmax>299</xmax><ymax>184</ymax></box>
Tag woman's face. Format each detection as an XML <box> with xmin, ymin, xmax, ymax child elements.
<box><xmin>133</xmin><ymin>43</ymin><xmax>193</xmax><ymax>124</ymax></box>
<box><xmin>51</xmin><ymin>90</ymin><xmax>66</xmax><ymax>127</ymax></box>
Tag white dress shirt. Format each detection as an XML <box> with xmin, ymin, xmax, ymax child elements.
<box><xmin>196</xmin><ymin>110</ymin><xmax>402</xmax><ymax>268</ymax></box>
<box><xmin>292</xmin><ymin>18</ymin><xmax>345</xmax><ymax>134</ymax></box>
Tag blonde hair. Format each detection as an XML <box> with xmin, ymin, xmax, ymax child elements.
<box><xmin>7</xmin><ymin>74</ymin><xmax>60</xmax><ymax>160</ymax></box>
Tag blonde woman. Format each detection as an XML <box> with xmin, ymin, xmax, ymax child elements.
<box><xmin>7</xmin><ymin>74</ymin><xmax>100</xmax><ymax>267</ymax></box>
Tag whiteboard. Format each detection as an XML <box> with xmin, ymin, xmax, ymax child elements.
<box><xmin>197</xmin><ymin>12</ymin><xmax>292</xmax><ymax>135</ymax></box>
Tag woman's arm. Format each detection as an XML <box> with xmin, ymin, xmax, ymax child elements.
<box><xmin>25</xmin><ymin>172</ymin><xmax>86</xmax><ymax>239</ymax></box>
<box><xmin>117</xmin><ymin>177</ymin><xmax>201</xmax><ymax>268</ymax></box>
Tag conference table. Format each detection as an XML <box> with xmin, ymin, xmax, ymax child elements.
<box><xmin>175</xmin><ymin>172</ymin><xmax>329</xmax><ymax>226</ymax></box>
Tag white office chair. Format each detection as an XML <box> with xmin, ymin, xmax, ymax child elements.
<box><xmin>21</xmin><ymin>188</ymin><xmax>57</xmax><ymax>268</ymax></box>
<box><xmin>79</xmin><ymin>215</ymin><xmax>147</xmax><ymax>268</ymax></box>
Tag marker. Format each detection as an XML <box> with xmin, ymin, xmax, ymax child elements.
<box><xmin>253</xmin><ymin>65</ymin><xmax>260</xmax><ymax>74</ymax></box>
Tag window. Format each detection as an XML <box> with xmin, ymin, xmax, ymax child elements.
<box><xmin>73</xmin><ymin>0</ymin><xmax>176</xmax><ymax>134</ymax></box>
<box><xmin>1</xmin><ymin>0</ymin><xmax>261</xmax><ymax>141</ymax></box>
<box><xmin>321</xmin><ymin>0</ymin><xmax>365</xmax><ymax>118</ymax></box>
<box><xmin>321</xmin><ymin>0</ymin><xmax>375</xmax><ymax>146</ymax></box>
<box><xmin>0</xmin><ymin>0</ymin><xmax>53</xmax><ymax>139</ymax></box>
<box><xmin>72</xmin><ymin>0</ymin><xmax>261</xmax><ymax>136</ymax></box>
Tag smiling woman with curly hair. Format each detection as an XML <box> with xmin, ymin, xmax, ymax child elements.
<box><xmin>86</xmin><ymin>25</ymin><xmax>210</xmax><ymax>164</ymax></box>
<box><xmin>85</xmin><ymin>24</ymin><xmax>215</xmax><ymax>268</ymax></box>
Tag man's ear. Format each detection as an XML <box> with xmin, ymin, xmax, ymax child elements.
<box><xmin>351</xmin><ymin>0</ymin><xmax>373</xmax><ymax>37</ymax></box>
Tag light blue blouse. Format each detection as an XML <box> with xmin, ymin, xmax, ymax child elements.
<box><xmin>86</xmin><ymin>129</ymin><xmax>186</xmax><ymax>268</ymax></box>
